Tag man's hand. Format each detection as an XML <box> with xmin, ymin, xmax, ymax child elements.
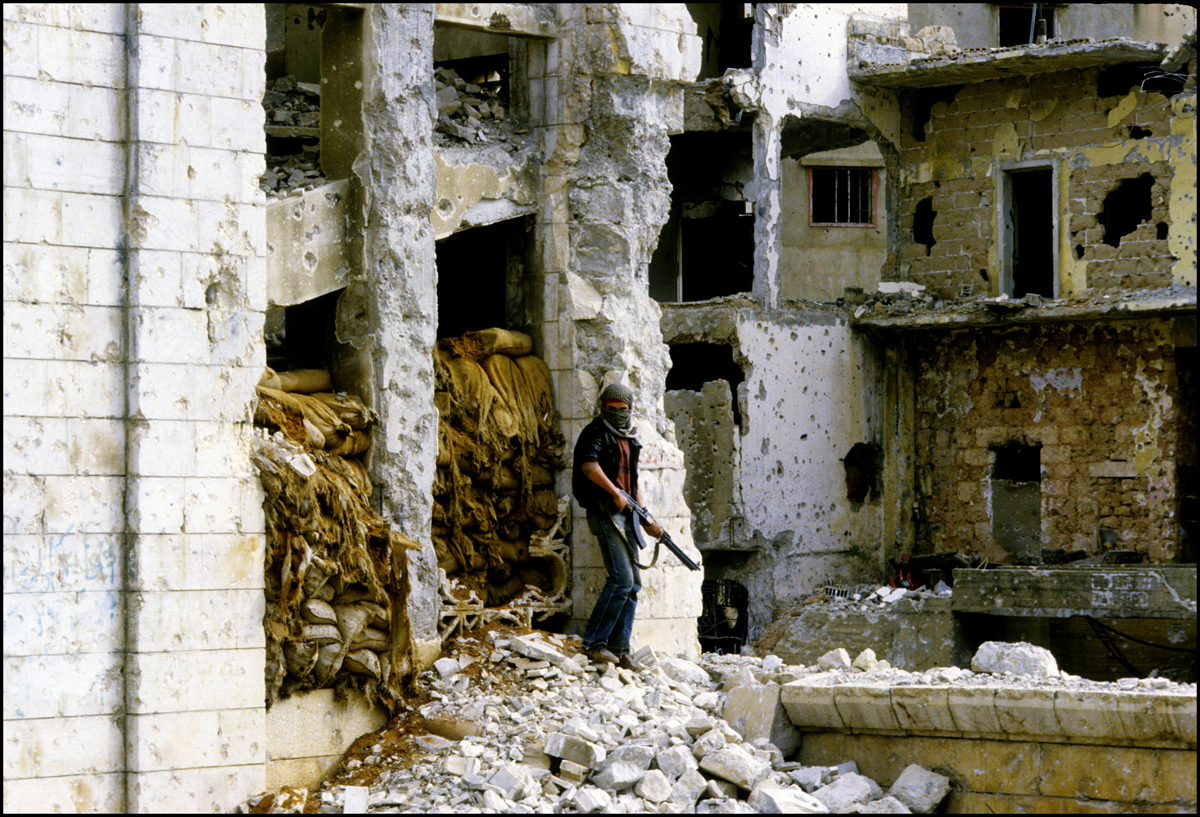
<box><xmin>611</xmin><ymin>491</ymin><xmax>629</xmax><ymax>513</ymax></box>
<box><xmin>643</xmin><ymin>516</ymin><xmax>663</xmax><ymax>540</ymax></box>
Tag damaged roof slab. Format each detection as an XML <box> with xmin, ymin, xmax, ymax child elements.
<box><xmin>851</xmin><ymin>38</ymin><xmax>1171</xmax><ymax>89</ymax></box>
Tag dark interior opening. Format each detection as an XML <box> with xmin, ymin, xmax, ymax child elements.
<box><xmin>652</xmin><ymin>131</ymin><xmax>755</xmax><ymax>303</ymax></box>
<box><xmin>843</xmin><ymin>442</ymin><xmax>882</xmax><ymax>504</ymax></box>
<box><xmin>666</xmin><ymin>342</ymin><xmax>745</xmax><ymax>428</ymax></box>
<box><xmin>992</xmin><ymin>441</ymin><xmax>1042</xmax><ymax>483</ymax></box>
<box><xmin>436</xmin><ymin>218</ymin><xmax>528</xmax><ymax>340</ymax></box>
<box><xmin>998</xmin><ymin>5</ymin><xmax>1054</xmax><ymax>47</ymax></box>
<box><xmin>280</xmin><ymin>288</ymin><xmax>341</xmax><ymax>371</ymax></box>
<box><xmin>909</xmin><ymin>85</ymin><xmax>962</xmax><ymax>142</ymax></box>
<box><xmin>1008</xmin><ymin>168</ymin><xmax>1054</xmax><ymax>298</ymax></box>
<box><xmin>1098</xmin><ymin>61</ymin><xmax>1185</xmax><ymax>99</ymax></box>
<box><xmin>686</xmin><ymin>3</ymin><xmax>755</xmax><ymax>81</ymax></box>
<box><xmin>1100</xmin><ymin>173</ymin><xmax>1154</xmax><ymax>248</ymax></box>
<box><xmin>913</xmin><ymin>197</ymin><xmax>937</xmax><ymax>256</ymax></box>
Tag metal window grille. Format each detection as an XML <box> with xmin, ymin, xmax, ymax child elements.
<box><xmin>810</xmin><ymin>167</ymin><xmax>874</xmax><ymax>225</ymax></box>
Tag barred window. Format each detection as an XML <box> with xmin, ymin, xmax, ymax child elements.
<box><xmin>809</xmin><ymin>167</ymin><xmax>875</xmax><ymax>226</ymax></box>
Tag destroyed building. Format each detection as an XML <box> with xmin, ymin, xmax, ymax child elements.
<box><xmin>3</xmin><ymin>2</ymin><xmax>1196</xmax><ymax>812</ymax></box>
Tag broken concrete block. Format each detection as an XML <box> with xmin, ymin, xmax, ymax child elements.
<box><xmin>660</xmin><ymin>655</ymin><xmax>712</xmax><ymax>686</ymax></box>
<box><xmin>971</xmin><ymin>641</ymin><xmax>1058</xmax><ymax>678</ymax></box>
<box><xmin>654</xmin><ymin>743</ymin><xmax>698</xmax><ymax>781</ymax></box>
<box><xmin>670</xmin><ymin>768</ymin><xmax>709</xmax><ymax>806</ymax></box>
<box><xmin>341</xmin><ymin>785</ymin><xmax>368</xmax><ymax>814</ymax></box>
<box><xmin>888</xmin><ymin>764</ymin><xmax>951</xmax><ymax>813</ymax></box>
<box><xmin>722</xmin><ymin>680</ymin><xmax>800</xmax><ymax>755</ymax></box>
<box><xmin>559</xmin><ymin>759</ymin><xmax>590</xmax><ymax>784</ymax></box>
<box><xmin>480</xmin><ymin>789</ymin><xmax>508</xmax><ymax>811</ymax></box>
<box><xmin>544</xmin><ymin>731</ymin><xmax>606</xmax><ymax>768</ymax></box>
<box><xmin>691</xmin><ymin>727</ymin><xmax>726</xmax><ymax>759</ymax></box>
<box><xmin>699</xmin><ymin>744</ymin><xmax>772</xmax><ymax>791</ymax></box>
<box><xmin>592</xmin><ymin>759</ymin><xmax>647</xmax><ymax>792</ymax></box>
<box><xmin>789</xmin><ymin>766</ymin><xmax>831</xmax><ymax>792</ymax></box>
<box><xmin>573</xmin><ymin>786</ymin><xmax>612</xmax><ymax>813</ymax></box>
<box><xmin>488</xmin><ymin>764</ymin><xmax>531</xmax><ymax>800</ymax></box>
<box><xmin>433</xmin><ymin>656</ymin><xmax>460</xmax><ymax>678</ymax></box>
<box><xmin>852</xmin><ymin>648</ymin><xmax>879</xmax><ymax>672</ymax></box>
<box><xmin>443</xmin><ymin>755</ymin><xmax>479</xmax><ymax>777</ymax></box>
<box><xmin>510</xmin><ymin>633</ymin><xmax>567</xmax><ymax>665</ymax></box>
<box><xmin>747</xmin><ymin>783</ymin><xmax>830</xmax><ymax>813</ymax></box>
<box><xmin>705</xmin><ymin>778</ymin><xmax>740</xmax><ymax>799</ymax></box>
<box><xmin>781</xmin><ymin>678</ymin><xmax>847</xmax><ymax>730</ymax></box>
<box><xmin>564</xmin><ymin>271</ymin><xmax>604</xmax><ymax>320</ymax></box>
<box><xmin>721</xmin><ymin>665</ymin><xmax>759</xmax><ymax>693</ymax></box>
<box><xmin>834</xmin><ymin>682</ymin><xmax>902</xmax><ymax>731</ymax></box>
<box><xmin>636</xmin><ymin>769</ymin><xmax>672</xmax><ymax>803</ymax></box>
<box><xmin>859</xmin><ymin>795</ymin><xmax>914</xmax><ymax>813</ymax></box>
<box><xmin>761</xmin><ymin>654</ymin><xmax>784</xmax><ymax>672</ymax></box>
<box><xmin>817</xmin><ymin>648</ymin><xmax>851</xmax><ymax>671</ymax></box>
<box><xmin>811</xmin><ymin>772</ymin><xmax>880</xmax><ymax>812</ymax></box>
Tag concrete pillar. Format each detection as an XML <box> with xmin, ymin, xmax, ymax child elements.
<box><xmin>356</xmin><ymin>4</ymin><xmax>442</xmax><ymax>673</ymax></box>
<box><xmin>120</xmin><ymin>5</ymin><xmax>268</xmax><ymax>810</ymax></box>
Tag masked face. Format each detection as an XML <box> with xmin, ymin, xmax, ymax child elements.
<box><xmin>601</xmin><ymin>400</ymin><xmax>631</xmax><ymax>430</ymax></box>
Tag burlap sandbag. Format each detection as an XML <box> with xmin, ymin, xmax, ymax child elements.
<box><xmin>480</xmin><ymin>354</ymin><xmax>539</xmax><ymax>446</ymax></box>
<box><xmin>276</xmin><ymin>369</ymin><xmax>333</xmax><ymax>393</ymax></box>
<box><xmin>466</xmin><ymin>327</ymin><xmax>533</xmax><ymax>358</ymax></box>
<box><xmin>309</xmin><ymin>392</ymin><xmax>377</xmax><ymax>430</ymax></box>
<box><xmin>326</xmin><ymin>428</ymin><xmax>371</xmax><ymax>457</ymax></box>
<box><xmin>343</xmin><ymin>649</ymin><xmax>381</xmax><ymax>678</ymax></box>
<box><xmin>259</xmin><ymin>366</ymin><xmax>282</xmax><ymax>389</ymax></box>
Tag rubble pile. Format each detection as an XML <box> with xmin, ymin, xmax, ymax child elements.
<box><xmin>261</xmin><ymin>75</ymin><xmax>327</xmax><ymax>199</ymax></box>
<box><xmin>433</xmin><ymin>66</ymin><xmax>513</xmax><ymax>145</ymax></box>
<box><xmin>432</xmin><ymin>329</ymin><xmax>567</xmax><ymax>610</ymax></box>
<box><xmin>238</xmin><ymin>626</ymin><xmax>1196</xmax><ymax>813</ymax></box>
<box><xmin>252</xmin><ymin>368</ymin><xmax>419</xmax><ymax>709</ymax></box>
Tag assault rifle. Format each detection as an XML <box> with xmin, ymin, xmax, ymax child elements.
<box><xmin>616</xmin><ymin>489</ymin><xmax>701</xmax><ymax>571</ymax></box>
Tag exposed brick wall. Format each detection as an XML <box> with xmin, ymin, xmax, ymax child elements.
<box><xmin>898</xmin><ymin>66</ymin><xmax>1181</xmax><ymax>299</ymax></box>
<box><xmin>913</xmin><ymin>320</ymin><xmax>1179</xmax><ymax>561</ymax></box>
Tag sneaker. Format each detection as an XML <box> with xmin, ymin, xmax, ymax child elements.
<box><xmin>583</xmin><ymin>647</ymin><xmax>619</xmax><ymax>665</ymax></box>
<box><xmin>617</xmin><ymin>653</ymin><xmax>643</xmax><ymax>672</ymax></box>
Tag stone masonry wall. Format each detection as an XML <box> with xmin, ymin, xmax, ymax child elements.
<box><xmin>913</xmin><ymin>320</ymin><xmax>1179</xmax><ymax>561</ymax></box>
<box><xmin>4</xmin><ymin>4</ymin><xmax>268</xmax><ymax>812</ymax></box>
<box><xmin>898</xmin><ymin>66</ymin><xmax>1190</xmax><ymax>299</ymax></box>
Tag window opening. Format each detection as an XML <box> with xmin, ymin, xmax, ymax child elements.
<box><xmin>913</xmin><ymin>197</ymin><xmax>937</xmax><ymax>256</ymax></box>
<box><xmin>651</xmin><ymin>131</ymin><xmax>755</xmax><ymax>303</ymax></box>
<box><xmin>998</xmin><ymin>4</ymin><xmax>1055</xmax><ymax>47</ymax></box>
<box><xmin>810</xmin><ymin>168</ymin><xmax>875</xmax><ymax>226</ymax></box>
<box><xmin>686</xmin><ymin>3</ymin><xmax>755</xmax><ymax>81</ymax></box>
<box><xmin>991</xmin><ymin>442</ymin><xmax>1042</xmax><ymax>563</ymax></box>
<box><xmin>262</xmin><ymin>5</ymin><xmax>363</xmax><ymax>198</ymax></box>
<box><xmin>436</xmin><ymin>218</ymin><xmax>529</xmax><ymax>340</ymax></box>
<box><xmin>1002</xmin><ymin>167</ymin><xmax>1055</xmax><ymax>298</ymax></box>
<box><xmin>666</xmin><ymin>342</ymin><xmax>745</xmax><ymax>429</ymax></box>
<box><xmin>433</xmin><ymin>24</ymin><xmax>527</xmax><ymax>142</ymax></box>
<box><xmin>1099</xmin><ymin>173</ymin><xmax>1154</xmax><ymax>248</ymax></box>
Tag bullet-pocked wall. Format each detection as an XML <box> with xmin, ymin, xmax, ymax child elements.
<box><xmin>659</xmin><ymin>4</ymin><xmax>905</xmax><ymax>644</ymax></box>
<box><xmin>913</xmin><ymin>320</ymin><xmax>1184</xmax><ymax>562</ymax></box>
<box><xmin>4</xmin><ymin>4</ymin><xmax>268</xmax><ymax>811</ymax></box>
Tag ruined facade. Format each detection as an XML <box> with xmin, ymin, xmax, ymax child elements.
<box><xmin>3</xmin><ymin>2</ymin><xmax>1196</xmax><ymax>812</ymax></box>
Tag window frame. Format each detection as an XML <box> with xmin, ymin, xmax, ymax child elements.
<box><xmin>807</xmin><ymin>166</ymin><xmax>877</xmax><ymax>228</ymax></box>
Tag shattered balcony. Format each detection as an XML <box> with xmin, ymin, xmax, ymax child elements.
<box><xmin>849</xmin><ymin>32</ymin><xmax>1172</xmax><ymax>89</ymax></box>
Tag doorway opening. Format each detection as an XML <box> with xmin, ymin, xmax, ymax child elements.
<box><xmin>435</xmin><ymin>218</ymin><xmax>530</xmax><ymax>340</ymax></box>
<box><xmin>1002</xmin><ymin>166</ymin><xmax>1056</xmax><ymax>299</ymax></box>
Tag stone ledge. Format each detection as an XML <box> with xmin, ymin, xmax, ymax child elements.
<box><xmin>782</xmin><ymin>675</ymin><xmax>1196</xmax><ymax>749</ymax></box>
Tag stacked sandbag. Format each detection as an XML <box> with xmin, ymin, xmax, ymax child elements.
<box><xmin>251</xmin><ymin>368</ymin><xmax>418</xmax><ymax>710</ymax></box>
<box><xmin>432</xmin><ymin>329</ymin><xmax>566</xmax><ymax>607</ymax></box>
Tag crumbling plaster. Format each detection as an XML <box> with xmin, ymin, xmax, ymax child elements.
<box><xmin>432</xmin><ymin>144</ymin><xmax>540</xmax><ymax>239</ymax></box>
<box><xmin>662</xmin><ymin>303</ymin><xmax>890</xmax><ymax>638</ymax></box>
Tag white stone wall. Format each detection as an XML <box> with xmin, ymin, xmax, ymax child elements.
<box><xmin>3</xmin><ymin>4</ymin><xmax>267</xmax><ymax>811</ymax></box>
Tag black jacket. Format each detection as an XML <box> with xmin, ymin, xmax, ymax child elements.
<box><xmin>572</xmin><ymin>417</ymin><xmax>642</xmax><ymax>513</ymax></box>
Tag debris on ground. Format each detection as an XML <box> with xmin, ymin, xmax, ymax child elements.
<box><xmin>235</xmin><ymin>628</ymin><xmax>1196</xmax><ymax>813</ymax></box>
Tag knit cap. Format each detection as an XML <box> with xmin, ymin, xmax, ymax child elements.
<box><xmin>599</xmin><ymin>383</ymin><xmax>634</xmax><ymax>406</ymax></box>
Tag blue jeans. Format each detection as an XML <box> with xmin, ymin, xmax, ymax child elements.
<box><xmin>581</xmin><ymin>509</ymin><xmax>641</xmax><ymax>655</ymax></box>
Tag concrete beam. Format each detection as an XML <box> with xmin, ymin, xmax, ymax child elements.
<box><xmin>434</xmin><ymin>3</ymin><xmax>556</xmax><ymax>39</ymax></box>
<box><xmin>950</xmin><ymin>566</ymin><xmax>1198</xmax><ymax>619</ymax></box>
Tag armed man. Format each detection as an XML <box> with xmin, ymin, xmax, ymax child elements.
<box><xmin>572</xmin><ymin>383</ymin><xmax>662</xmax><ymax>670</ymax></box>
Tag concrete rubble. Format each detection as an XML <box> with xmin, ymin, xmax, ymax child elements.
<box><xmin>432</xmin><ymin>66</ymin><xmax>514</xmax><ymax>146</ymax></box>
<box><xmin>236</xmin><ymin>627</ymin><xmax>1195</xmax><ymax>813</ymax></box>
<box><xmin>260</xmin><ymin>75</ymin><xmax>327</xmax><ymax>198</ymax></box>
